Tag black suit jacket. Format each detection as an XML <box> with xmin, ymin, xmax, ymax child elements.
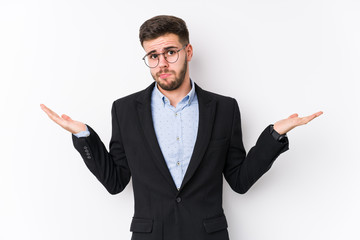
<box><xmin>72</xmin><ymin>82</ymin><xmax>289</xmax><ymax>240</ymax></box>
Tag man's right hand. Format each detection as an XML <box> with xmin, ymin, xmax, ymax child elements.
<box><xmin>40</xmin><ymin>104</ymin><xmax>86</xmax><ymax>134</ymax></box>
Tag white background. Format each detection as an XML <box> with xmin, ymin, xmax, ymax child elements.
<box><xmin>1</xmin><ymin>0</ymin><xmax>359</xmax><ymax>239</ymax></box>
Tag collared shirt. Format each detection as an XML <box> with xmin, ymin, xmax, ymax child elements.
<box><xmin>151</xmin><ymin>80</ymin><xmax>199</xmax><ymax>190</ymax></box>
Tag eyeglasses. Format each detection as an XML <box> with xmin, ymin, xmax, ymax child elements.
<box><xmin>142</xmin><ymin>44</ymin><xmax>188</xmax><ymax>68</ymax></box>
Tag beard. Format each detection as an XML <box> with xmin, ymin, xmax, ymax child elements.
<box><xmin>151</xmin><ymin>56</ymin><xmax>188</xmax><ymax>91</ymax></box>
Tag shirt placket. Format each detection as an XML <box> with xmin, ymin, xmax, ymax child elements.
<box><xmin>174</xmin><ymin>109</ymin><xmax>183</xmax><ymax>189</ymax></box>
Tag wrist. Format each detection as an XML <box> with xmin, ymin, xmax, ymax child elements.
<box><xmin>270</xmin><ymin>124</ymin><xmax>287</xmax><ymax>142</ymax></box>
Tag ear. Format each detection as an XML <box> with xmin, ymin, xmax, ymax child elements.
<box><xmin>186</xmin><ymin>43</ymin><xmax>193</xmax><ymax>62</ymax></box>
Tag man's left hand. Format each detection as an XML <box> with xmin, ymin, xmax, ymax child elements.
<box><xmin>273</xmin><ymin>111</ymin><xmax>323</xmax><ymax>135</ymax></box>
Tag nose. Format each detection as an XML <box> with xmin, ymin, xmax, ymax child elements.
<box><xmin>158</xmin><ymin>54</ymin><xmax>169</xmax><ymax>68</ymax></box>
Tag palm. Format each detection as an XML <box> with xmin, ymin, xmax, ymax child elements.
<box><xmin>274</xmin><ymin>111</ymin><xmax>323</xmax><ymax>135</ymax></box>
<box><xmin>40</xmin><ymin>104</ymin><xmax>86</xmax><ymax>134</ymax></box>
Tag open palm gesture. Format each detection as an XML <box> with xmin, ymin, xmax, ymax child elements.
<box><xmin>274</xmin><ymin>111</ymin><xmax>323</xmax><ymax>135</ymax></box>
<box><xmin>40</xmin><ymin>104</ymin><xmax>86</xmax><ymax>134</ymax></box>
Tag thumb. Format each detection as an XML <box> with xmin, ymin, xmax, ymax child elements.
<box><xmin>61</xmin><ymin>114</ymin><xmax>72</xmax><ymax>121</ymax></box>
<box><xmin>288</xmin><ymin>113</ymin><xmax>298</xmax><ymax>119</ymax></box>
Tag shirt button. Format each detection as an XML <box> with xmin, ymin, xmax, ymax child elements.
<box><xmin>177</xmin><ymin>161</ymin><xmax>180</xmax><ymax>166</ymax></box>
<box><xmin>175</xmin><ymin>113</ymin><xmax>178</xmax><ymax>117</ymax></box>
<box><xmin>176</xmin><ymin>197</ymin><xmax>182</xmax><ymax>203</ymax></box>
<box><xmin>176</xmin><ymin>137</ymin><xmax>179</xmax><ymax>141</ymax></box>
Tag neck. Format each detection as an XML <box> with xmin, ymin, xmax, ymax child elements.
<box><xmin>157</xmin><ymin>76</ymin><xmax>191</xmax><ymax>108</ymax></box>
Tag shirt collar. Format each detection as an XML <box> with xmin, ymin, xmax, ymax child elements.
<box><xmin>187</xmin><ymin>79</ymin><xmax>196</xmax><ymax>105</ymax></box>
<box><xmin>154</xmin><ymin>79</ymin><xmax>196</xmax><ymax>106</ymax></box>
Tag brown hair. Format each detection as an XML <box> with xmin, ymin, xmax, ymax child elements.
<box><xmin>139</xmin><ymin>15</ymin><xmax>189</xmax><ymax>46</ymax></box>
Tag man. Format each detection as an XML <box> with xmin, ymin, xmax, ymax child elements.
<box><xmin>41</xmin><ymin>15</ymin><xmax>322</xmax><ymax>240</ymax></box>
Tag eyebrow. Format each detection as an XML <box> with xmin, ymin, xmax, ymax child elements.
<box><xmin>145</xmin><ymin>46</ymin><xmax>178</xmax><ymax>56</ymax></box>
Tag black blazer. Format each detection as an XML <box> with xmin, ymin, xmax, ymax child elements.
<box><xmin>72</xmin><ymin>82</ymin><xmax>289</xmax><ymax>240</ymax></box>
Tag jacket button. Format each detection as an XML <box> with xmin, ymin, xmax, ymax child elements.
<box><xmin>176</xmin><ymin>197</ymin><xmax>182</xmax><ymax>203</ymax></box>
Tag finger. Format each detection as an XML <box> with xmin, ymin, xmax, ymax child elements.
<box><xmin>40</xmin><ymin>103</ymin><xmax>50</xmax><ymax>114</ymax></box>
<box><xmin>40</xmin><ymin>104</ymin><xmax>66</xmax><ymax>126</ymax></box>
<box><xmin>40</xmin><ymin>104</ymin><xmax>60</xmax><ymax>119</ymax></box>
<box><xmin>300</xmin><ymin>112</ymin><xmax>322</xmax><ymax>125</ymax></box>
<box><xmin>314</xmin><ymin>111</ymin><xmax>323</xmax><ymax>117</ymax></box>
<box><xmin>61</xmin><ymin>114</ymin><xmax>72</xmax><ymax>121</ymax></box>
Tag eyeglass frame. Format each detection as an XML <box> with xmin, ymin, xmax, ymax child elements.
<box><xmin>142</xmin><ymin>44</ymin><xmax>189</xmax><ymax>68</ymax></box>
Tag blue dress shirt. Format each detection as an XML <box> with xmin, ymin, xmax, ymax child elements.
<box><xmin>151</xmin><ymin>80</ymin><xmax>199</xmax><ymax>189</ymax></box>
<box><xmin>74</xmin><ymin>80</ymin><xmax>199</xmax><ymax>190</ymax></box>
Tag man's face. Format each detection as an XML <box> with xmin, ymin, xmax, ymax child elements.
<box><xmin>142</xmin><ymin>33</ymin><xmax>192</xmax><ymax>91</ymax></box>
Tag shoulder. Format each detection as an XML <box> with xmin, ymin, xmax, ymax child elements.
<box><xmin>112</xmin><ymin>83</ymin><xmax>154</xmax><ymax>108</ymax></box>
<box><xmin>195</xmin><ymin>83</ymin><xmax>237</xmax><ymax>106</ymax></box>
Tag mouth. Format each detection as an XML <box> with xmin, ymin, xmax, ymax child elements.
<box><xmin>159</xmin><ymin>73</ymin><xmax>171</xmax><ymax>79</ymax></box>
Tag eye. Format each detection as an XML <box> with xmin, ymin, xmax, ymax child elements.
<box><xmin>167</xmin><ymin>50</ymin><xmax>176</xmax><ymax>56</ymax></box>
<box><xmin>149</xmin><ymin>54</ymin><xmax>159</xmax><ymax>59</ymax></box>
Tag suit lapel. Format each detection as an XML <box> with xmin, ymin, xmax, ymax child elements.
<box><xmin>180</xmin><ymin>84</ymin><xmax>217</xmax><ymax>191</ymax></box>
<box><xmin>135</xmin><ymin>83</ymin><xmax>178</xmax><ymax>192</ymax></box>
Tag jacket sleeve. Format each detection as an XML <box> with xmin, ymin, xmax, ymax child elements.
<box><xmin>72</xmin><ymin>101</ymin><xmax>131</xmax><ymax>195</ymax></box>
<box><xmin>223</xmin><ymin>99</ymin><xmax>289</xmax><ymax>194</ymax></box>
